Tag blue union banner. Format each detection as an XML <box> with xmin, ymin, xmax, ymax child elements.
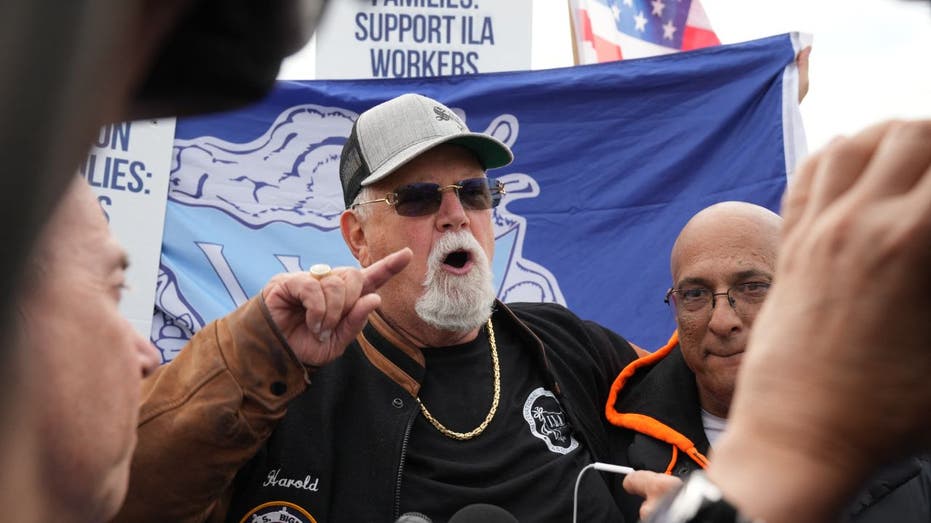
<box><xmin>152</xmin><ymin>34</ymin><xmax>804</xmax><ymax>361</ymax></box>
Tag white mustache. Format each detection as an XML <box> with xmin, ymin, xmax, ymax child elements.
<box><xmin>424</xmin><ymin>230</ymin><xmax>484</xmax><ymax>276</ymax></box>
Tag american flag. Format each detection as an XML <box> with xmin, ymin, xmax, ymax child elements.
<box><xmin>570</xmin><ymin>0</ymin><xmax>720</xmax><ymax>63</ymax></box>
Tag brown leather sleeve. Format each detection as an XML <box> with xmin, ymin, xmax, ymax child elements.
<box><xmin>112</xmin><ymin>295</ymin><xmax>308</xmax><ymax>523</ymax></box>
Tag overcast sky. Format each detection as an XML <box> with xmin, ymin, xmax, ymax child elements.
<box><xmin>531</xmin><ymin>0</ymin><xmax>931</xmax><ymax>153</ymax></box>
<box><xmin>282</xmin><ymin>0</ymin><xmax>931</xmax><ymax>153</ymax></box>
<box><xmin>704</xmin><ymin>0</ymin><xmax>930</xmax><ymax>153</ymax></box>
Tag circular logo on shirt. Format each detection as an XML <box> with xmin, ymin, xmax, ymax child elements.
<box><xmin>522</xmin><ymin>387</ymin><xmax>580</xmax><ymax>454</ymax></box>
<box><xmin>239</xmin><ymin>501</ymin><xmax>317</xmax><ymax>523</ymax></box>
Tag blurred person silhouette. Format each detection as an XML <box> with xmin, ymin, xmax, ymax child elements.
<box><xmin>0</xmin><ymin>0</ymin><xmax>329</xmax><ymax>517</ymax></box>
<box><xmin>12</xmin><ymin>176</ymin><xmax>161</xmax><ymax>521</ymax></box>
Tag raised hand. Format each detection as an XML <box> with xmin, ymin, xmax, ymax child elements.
<box><xmin>261</xmin><ymin>248</ymin><xmax>412</xmax><ymax>367</ymax></box>
<box><xmin>708</xmin><ymin>120</ymin><xmax>931</xmax><ymax>523</ymax></box>
<box><xmin>796</xmin><ymin>46</ymin><xmax>811</xmax><ymax>103</ymax></box>
<box><xmin>749</xmin><ymin>119</ymin><xmax>931</xmax><ymax>458</ymax></box>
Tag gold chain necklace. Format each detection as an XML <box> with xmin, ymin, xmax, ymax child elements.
<box><xmin>415</xmin><ymin>319</ymin><xmax>500</xmax><ymax>441</ymax></box>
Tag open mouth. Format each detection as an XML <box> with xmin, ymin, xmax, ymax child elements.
<box><xmin>443</xmin><ymin>250</ymin><xmax>471</xmax><ymax>269</ymax></box>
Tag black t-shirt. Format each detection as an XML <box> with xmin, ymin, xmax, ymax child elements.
<box><xmin>399</xmin><ymin>319</ymin><xmax>622</xmax><ymax>522</ymax></box>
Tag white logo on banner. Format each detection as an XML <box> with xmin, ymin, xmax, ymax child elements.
<box><xmin>153</xmin><ymin>104</ymin><xmax>563</xmax><ymax>362</ymax></box>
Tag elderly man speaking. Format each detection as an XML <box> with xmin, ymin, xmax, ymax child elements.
<box><xmin>116</xmin><ymin>94</ymin><xmax>642</xmax><ymax>523</ymax></box>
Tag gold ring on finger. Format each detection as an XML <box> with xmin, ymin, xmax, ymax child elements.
<box><xmin>309</xmin><ymin>263</ymin><xmax>332</xmax><ymax>280</ymax></box>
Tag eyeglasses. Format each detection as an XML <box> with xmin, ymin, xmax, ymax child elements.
<box><xmin>351</xmin><ymin>177</ymin><xmax>506</xmax><ymax>217</ymax></box>
<box><xmin>664</xmin><ymin>282</ymin><xmax>771</xmax><ymax>316</ymax></box>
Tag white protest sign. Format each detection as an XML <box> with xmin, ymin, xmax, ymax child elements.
<box><xmin>315</xmin><ymin>0</ymin><xmax>533</xmax><ymax>79</ymax></box>
<box><xmin>81</xmin><ymin>118</ymin><xmax>175</xmax><ymax>338</ymax></box>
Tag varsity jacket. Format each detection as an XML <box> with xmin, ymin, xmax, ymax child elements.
<box><xmin>114</xmin><ymin>297</ymin><xmax>638</xmax><ymax>523</ymax></box>
<box><xmin>606</xmin><ymin>333</ymin><xmax>931</xmax><ymax>523</ymax></box>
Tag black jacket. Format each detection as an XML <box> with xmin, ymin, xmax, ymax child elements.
<box><xmin>607</xmin><ymin>336</ymin><xmax>931</xmax><ymax>523</ymax></box>
<box><xmin>224</xmin><ymin>301</ymin><xmax>639</xmax><ymax>522</ymax></box>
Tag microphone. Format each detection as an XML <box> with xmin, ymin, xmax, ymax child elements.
<box><xmin>448</xmin><ymin>503</ymin><xmax>518</xmax><ymax>523</ymax></box>
<box><xmin>395</xmin><ymin>512</ymin><xmax>432</xmax><ymax>523</ymax></box>
<box><xmin>573</xmin><ymin>462</ymin><xmax>636</xmax><ymax>523</ymax></box>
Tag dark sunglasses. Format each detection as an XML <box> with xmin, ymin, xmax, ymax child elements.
<box><xmin>351</xmin><ymin>177</ymin><xmax>506</xmax><ymax>217</ymax></box>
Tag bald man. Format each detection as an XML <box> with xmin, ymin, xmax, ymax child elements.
<box><xmin>606</xmin><ymin>201</ymin><xmax>931</xmax><ymax>523</ymax></box>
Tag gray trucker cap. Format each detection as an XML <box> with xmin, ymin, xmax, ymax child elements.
<box><xmin>339</xmin><ymin>93</ymin><xmax>514</xmax><ymax>208</ymax></box>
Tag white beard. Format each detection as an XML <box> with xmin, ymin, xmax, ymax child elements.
<box><xmin>415</xmin><ymin>230</ymin><xmax>496</xmax><ymax>333</ymax></box>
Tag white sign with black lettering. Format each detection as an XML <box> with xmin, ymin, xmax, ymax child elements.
<box><xmin>81</xmin><ymin>118</ymin><xmax>175</xmax><ymax>338</ymax></box>
<box><xmin>315</xmin><ymin>0</ymin><xmax>532</xmax><ymax>79</ymax></box>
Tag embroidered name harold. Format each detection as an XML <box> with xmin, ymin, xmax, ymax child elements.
<box><xmin>263</xmin><ymin>469</ymin><xmax>320</xmax><ymax>492</ymax></box>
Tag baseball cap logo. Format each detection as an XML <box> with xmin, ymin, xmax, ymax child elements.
<box><xmin>433</xmin><ymin>105</ymin><xmax>465</xmax><ymax>132</ymax></box>
<box><xmin>433</xmin><ymin>105</ymin><xmax>452</xmax><ymax>121</ymax></box>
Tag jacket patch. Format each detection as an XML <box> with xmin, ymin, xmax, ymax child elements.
<box><xmin>522</xmin><ymin>387</ymin><xmax>580</xmax><ymax>455</ymax></box>
<box><xmin>240</xmin><ymin>501</ymin><xmax>316</xmax><ymax>523</ymax></box>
